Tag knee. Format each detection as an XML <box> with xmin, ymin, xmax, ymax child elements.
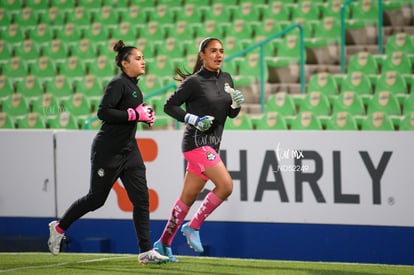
<box><xmin>219</xmin><ymin>179</ymin><xmax>233</xmax><ymax>199</ymax></box>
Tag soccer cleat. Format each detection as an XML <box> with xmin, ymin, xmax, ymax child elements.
<box><xmin>138</xmin><ymin>249</ymin><xmax>169</xmax><ymax>265</ymax></box>
<box><xmin>181</xmin><ymin>222</ymin><xmax>204</xmax><ymax>253</ymax></box>
<box><xmin>153</xmin><ymin>239</ymin><xmax>179</xmax><ymax>262</ymax></box>
<box><xmin>48</xmin><ymin>221</ymin><xmax>64</xmax><ymax>256</ymax></box>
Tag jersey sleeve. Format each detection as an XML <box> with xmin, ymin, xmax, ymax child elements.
<box><xmin>97</xmin><ymin>79</ymin><xmax>130</xmax><ymax>123</ymax></box>
<box><xmin>164</xmin><ymin>77</ymin><xmax>197</xmax><ymax>122</ymax></box>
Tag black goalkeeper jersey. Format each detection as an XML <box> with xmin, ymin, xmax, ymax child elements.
<box><xmin>164</xmin><ymin>67</ymin><xmax>240</xmax><ymax>152</ymax></box>
<box><xmin>93</xmin><ymin>72</ymin><xmax>144</xmax><ymax>155</ymax></box>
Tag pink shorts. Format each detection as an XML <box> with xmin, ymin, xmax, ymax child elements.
<box><xmin>183</xmin><ymin>146</ymin><xmax>222</xmax><ymax>180</ymax></box>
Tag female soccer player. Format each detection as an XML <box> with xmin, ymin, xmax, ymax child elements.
<box><xmin>48</xmin><ymin>40</ymin><xmax>168</xmax><ymax>264</ymax></box>
<box><xmin>153</xmin><ymin>37</ymin><xmax>245</xmax><ymax>262</ymax></box>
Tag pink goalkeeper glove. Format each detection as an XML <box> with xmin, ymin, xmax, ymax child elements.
<box><xmin>127</xmin><ymin>103</ymin><xmax>155</xmax><ymax>127</ymax></box>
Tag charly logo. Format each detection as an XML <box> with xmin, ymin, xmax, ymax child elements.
<box><xmin>206</xmin><ymin>151</ymin><xmax>216</xmax><ymax>161</ymax></box>
<box><xmin>132</xmin><ymin>91</ymin><xmax>137</xmax><ymax>98</ymax></box>
<box><xmin>97</xmin><ymin>168</ymin><xmax>105</xmax><ymax>177</ymax></box>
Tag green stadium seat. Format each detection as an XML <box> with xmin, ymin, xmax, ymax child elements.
<box><xmin>147</xmin><ymin>54</ymin><xmax>175</xmax><ymax>83</ymax></box>
<box><xmin>267</xmin><ymin>34</ymin><xmax>304</xmax><ymax>84</ymax></box>
<box><xmin>92</xmin><ymin>5</ymin><xmax>120</xmax><ymax>27</ymax></box>
<box><xmin>255</xmin><ymin>111</ymin><xmax>288</xmax><ymax>130</ymax></box>
<box><xmin>350</xmin><ymin>0</ymin><xmax>379</xmax><ymax>25</ymax></box>
<box><xmin>0</xmin><ymin>8</ymin><xmax>13</xmax><ymax>29</ymax></box>
<box><xmin>332</xmin><ymin>91</ymin><xmax>366</xmax><ymax>126</ymax></box>
<box><xmin>30</xmin><ymin>56</ymin><xmax>58</xmax><ymax>83</ymax></box>
<box><xmin>118</xmin><ymin>5</ymin><xmax>147</xmax><ymax>26</ymax></box>
<box><xmin>381</xmin><ymin>51</ymin><xmax>413</xmax><ymax>84</ymax></box>
<box><xmin>59</xmin><ymin>56</ymin><xmax>88</xmax><ymax>83</ymax></box>
<box><xmin>375</xmin><ymin>71</ymin><xmax>408</xmax><ymax>104</ymax></box>
<box><xmin>253</xmin><ymin>18</ymin><xmax>282</xmax><ymax>57</ymax></box>
<box><xmin>62</xmin><ymin>92</ymin><xmax>93</xmax><ymax>123</ymax></box>
<box><xmin>44</xmin><ymin>75</ymin><xmax>74</xmax><ymax>102</ymax></box>
<box><xmin>175</xmin><ymin>3</ymin><xmax>204</xmax><ymax>25</ymax></box>
<box><xmin>116</xmin><ymin>22</ymin><xmax>140</xmax><ymax>44</ymax></box>
<box><xmin>167</xmin><ymin>20</ymin><xmax>195</xmax><ymax>45</ymax></box>
<box><xmin>156</xmin><ymin>37</ymin><xmax>186</xmax><ymax>60</ymax></box>
<box><xmin>50</xmin><ymin>0</ymin><xmax>76</xmax><ymax>11</ymax></box>
<box><xmin>266</xmin><ymin>92</ymin><xmax>297</xmax><ymax>118</ymax></box>
<box><xmin>305</xmin><ymin>16</ymin><xmax>341</xmax><ymax>65</ymax></box>
<box><xmin>48</xmin><ymin>111</ymin><xmax>79</xmax><ymax>130</ymax></box>
<box><xmin>385</xmin><ymin>32</ymin><xmax>414</xmax><ymax>63</ymax></box>
<box><xmin>290</xmin><ymin>111</ymin><xmax>323</xmax><ymax>130</ymax></box>
<box><xmin>88</xmin><ymin>55</ymin><xmax>116</xmax><ymax>83</ymax></box>
<box><xmin>194</xmin><ymin>20</ymin><xmax>225</xmax><ymax>44</ymax></box>
<box><xmin>74</xmin><ymin>75</ymin><xmax>103</xmax><ymax>101</ymax></box>
<box><xmin>82</xmin><ymin>113</ymin><xmax>102</xmax><ymax>130</ymax></box>
<box><xmin>367</xmin><ymin>91</ymin><xmax>402</xmax><ymax>127</ymax></box>
<box><xmin>340</xmin><ymin>71</ymin><xmax>374</xmax><ymax>105</ymax></box>
<box><xmin>0</xmin><ymin>39</ymin><xmax>12</xmax><ymax>65</ymax></box>
<box><xmin>2</xmin><ymin>93</ymin><xmax>30</xmax><ymax>120</ymax></box>
<box><xmin>399</xmin><ymin>112</ymin><xmax>414</xmax><ymax>131</ymax></box>
<box><xmin>2</xmin><ymin>57</ymin><xmax>29</xmax><ymax>82</ymax></box>
<box><xmin>42</xmin><ymin>39</ymin><xmax>69</xmax><ymax>66</ymax></box>
<box><xmin>55</xmin><ymin>23</ymin><xmax>83</xmax><ymax>48</ymax></box>
<box><xmin>15</xmin><ymin>75</ymin><xmax>44</xmax><ymax>104</ymax></box>
<box><xmin>225</xmin><ymin>111</ymin><xmax>254</xmax><ymax>130</ymax></box>
<box><xmin>361</xmin><ymin>111</ymin><xmax>395</xmax><ymax>131</ymax></box>
<box><xmin>307</xmin><ymin>72</ymin><xmax>339</xmax><ymax>104</ymax></box>
<box><xmin>299</xmin><ymin>91</ymin><xmax>331</xmax><ymax>117</ymax></box>
<box><xmin>298</xmin><ymin>91</ymin><xmax>331</xmax><ymax>127</ymax></box>
<box><xmin>261</xmin><ymin>1</ymin><xmax>292</xmax><ymax>29</ymax></box>
<box><xmin>69</xmin><ymin>39</ymin><xmax>98</xmax><ymax>65</ymax></box>
<box><xmin>28</xmin><ymin>23</ymin><xmax>54</xmax><ymax>48</ymax></box>
<box><xmin>38</xmin><ymin>7</ymin><xmax>66</xmax><ymax>31</ymax></box>
<box><xmin>291</xmin><ymin>0</ymin><xmax>321</xmax><ymax>26</ymax></box>
<box><xmin>204</xmin><ymin>3</ymin><xmax>233</xmax><ymax>23</ymax></box>
<box><xmin>31</xmin><ymin>93</ymin><xmax>62</xmax><ymax>120</ymax></box>
<box><xmin>13</xmin><ymin>7</ymin><xmax>39</xmax><ymax>28</ymax></box>
<box><xmin>0</xmin><ymin>75</ymin><xmax>14</xmax><ymax>102</ymax></box>
<box><xmin>402</xmin><ymin>93</ymin><xmax>414</xmax><ymax>115</ymax></box>
<box><xmin>347</xmin><ymin>51</ymin><xmax>379</xmax><ymax>85</ymax></box>
<box><xmin>17</xmin><ymin>112</ymin><xmax>47</xmax><ymax>129</ymax></box>
<box><xmin>321</xmin><ymin>0</ymin><xmax>351</xmax><ymax>19</ymax></box>
<box><xmin>0</xmin><ymin>0</ymin><xmax>23</xmax><ymax>10</ymax></box>
<box><xmin>147</xmin><ymin>4</ymin><xmax>175</xmax><ymax>25</ymax></box>
<box><xmin>134</xmin><ymin>38</ymin><xmax>156</xmax><ymax>59</ymax></box>
<box><xmin>138</xmin><ymin>21</ymin><xmax>167</xmax><ymax>45</ymax></box>
<box><xmin>232</xmin><ymin>1</ymin><xmax>261</xmax><ymax>25</ymax></box>
<box><xmin>13</xmin><ymin>39</ymin><xmax>41</xmax><ymax>67</ymax></box>
<box><xmin>139</xmin><ymin>74</ymin><xmax>164</xmax><ymax>94</ymax></box>
<box><xmin>82</xmin><ymin>22</ymin><xmax>111</xmax><ymax>46</ymax></box>
<box><xmin>222</xmin><ymin>19</ymin><xmax>254</xmax><ymax>47</ymax></box>
<box><xmin>0</xmin><ymin>112</ymin><xmax>15</xmax><ymax>129</ymax></box>
<box><xmin>66</xmin><ymin>6</ymin><xmax>93</xmax><ymax>30</ymax></box>
<box><xmin>326</xmin><ymin>111</ymin><xmax>358</xmax><ymax>131</ymax></box>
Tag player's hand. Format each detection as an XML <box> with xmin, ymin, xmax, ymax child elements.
<box><xmin>230</xmin><ymin>89</ymin><xmax>245</xmax><ymax>109</ymax></box>
<box><xmin>184</xmin><ymin>113</ymin><xmax>215</xmax><ymax>132</ymax></box>
<box><xmin>136</xmin><ymin>103</ymin><xmax>155</xmax><ymax>126</ymax></box>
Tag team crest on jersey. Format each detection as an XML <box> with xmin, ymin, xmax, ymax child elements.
<box><xmin>206</xmin><ymin>151</ymin><xmax>216</xmax><ymax>161</ymax></box>
<box><xmin>97</xmin><ymin>168</ymin><xmax>105</xmax><ymax>177</ymax></box>
<box><xmin>132</xmin><ymin>91</ymin><xmax>137</xmax><ymax>98</ymax></box>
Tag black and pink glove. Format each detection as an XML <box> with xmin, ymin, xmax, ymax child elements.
<box><xmin>127</xmin><ymin>103</ymin><xmax>155</xmax><ymax>127</ymax></box>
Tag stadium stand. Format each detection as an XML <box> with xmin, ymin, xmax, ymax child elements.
<box><xmin>0</xmin><ymin>0</ymin><xmax>413</xmax><ymax>132</ymax></box>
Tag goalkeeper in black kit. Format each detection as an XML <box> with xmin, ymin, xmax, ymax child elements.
<box><xmin>47</xmin><ymin>40</ymin><xmax>168</xmax><ymax>265</ymax></box>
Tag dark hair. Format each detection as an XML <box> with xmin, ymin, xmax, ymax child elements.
<box><xmin>113</xmin><ymin>40</ymin><xmax>136</xmax><ymax>69</ymax></box>
<box><xmin>175</xmin><ymin>37</ymin><xmax>222</xmax><ymax>81</ymax></box>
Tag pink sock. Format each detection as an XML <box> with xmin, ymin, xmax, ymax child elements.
<box><xmin>189</xmin><ymin>191</ymin><xmax>223</xmax><ymax>230</ymax></box>
<box><xmin>160</xmin><ymin>199</ymin><xmax>190</xmax><ymax>246</ymax></box>
<box><xmin>55</xmin><ymin>223</ymin><xmax>64</xmax><ymax>234</ymax></box>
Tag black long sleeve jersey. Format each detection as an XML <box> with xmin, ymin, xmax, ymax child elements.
<box><xmin>164</xmin><ymin>67</ymin><xmax>241</xmax><ymax>153</ymax></box>
<box><xmin>93</xmin><ymin>72</ymin><xmax>144</xmax><ymax>155</ymax></box>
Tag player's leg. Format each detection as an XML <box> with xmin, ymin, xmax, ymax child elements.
<box><xmin>122</xmin><ymin>148</ymin><xmax>168</xmax><ymax>264</ymax></box>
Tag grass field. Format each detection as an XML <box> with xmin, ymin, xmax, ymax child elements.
<box><xmin>0</xmin><ymin>253</ymin><xmax>413</xmax><ymax>275</ymax></box>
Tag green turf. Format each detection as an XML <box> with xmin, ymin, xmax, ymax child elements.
<box><xmin>0</xmin><ymin>253</ymin><xmax>413</xmax><ymax>274</ymax></box>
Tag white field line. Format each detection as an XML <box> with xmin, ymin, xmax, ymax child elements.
<box><xmin>0</xmin><ymin>254</ymin><xmax>135</xmax><ymax>273</ymax></box>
